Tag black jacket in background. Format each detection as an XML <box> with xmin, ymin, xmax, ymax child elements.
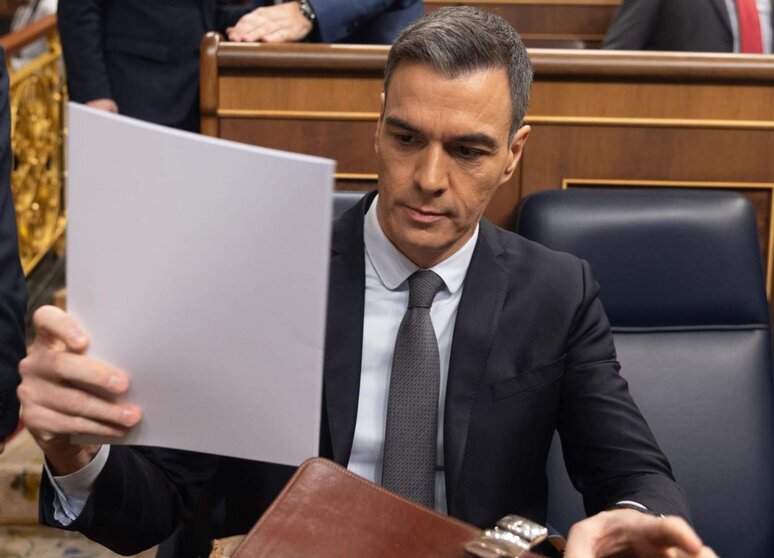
<box><xmin>0</xmin><ymin>47</ymin><xmax>28</xmax><ymax>439</ymax></box>
<box><xmin>604</xmin><ymin>0</ymin><xmax>774</xmax><ymax>52</ymax></box>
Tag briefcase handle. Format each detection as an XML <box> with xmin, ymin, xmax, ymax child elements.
<box><xmin>466</xmin><ymin>514</ymin><xmax>562</xmax><ymax>558</ymax></box>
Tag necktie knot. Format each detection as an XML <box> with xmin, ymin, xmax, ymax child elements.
<box><xmin>408</xmin><ymin>270</ymin><xmax>445</xmax><ymax>309</ymax></box>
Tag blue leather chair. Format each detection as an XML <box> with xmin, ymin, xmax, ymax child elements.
<box><xmin>514</xmin><ymin>188</ymin><xmax>774</xmax><ymax>557</ymax></box>
<box><xmin>333</xmin><ymin>191</ymin><xmax>365</xmax><ymax>219</ymax></box>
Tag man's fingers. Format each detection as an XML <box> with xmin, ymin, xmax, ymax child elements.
<box><xmin>228</xmin><ymin>9</ymin><xmax>272</xmax><ymax>41</ymax></box>
<box><xmin>228</xmin><ymin>5</ymin><xmax>309</xmax><ymax>42</ymax></box>
<box><xmin>564</xmin><ymin>519</ymin><xmax>598</xmax><ymax>558</ymax></box>
<box><xmin>240</xmin><ymin>20</ymin><xmax>282</xmax><ymax>42</ymax></box>
<box><xmin>19</xmin><ymin>377</ymin><xmax>140</xmax><ymax>429</ymax></box>
<box><xmin>23</xmin><ymin>349</ymin><xmax>128</xmax><ymax>396</ymax></box>
<box><xmin>565</xmin><ymin>510</ymin><xmax>709</xmax><ymax>558</ymax></box>
<box><xmin>642</xmin><ymin>517</ymin><xmax>703</xmax><ymax>555</ymax></box>
<box><xmin>262</xmin><ymin>29</ymin><xmax>291</xmax><ymax>43</ymax></box>
<box><xmin>23</xmin><ymin>403</ymin><xmax>133</xmax><ymax>440</ymax></box>
<box><xmin>31</xmin><ymin>305</ymin><xmax>89</xmax><ymax>352</ymax></box>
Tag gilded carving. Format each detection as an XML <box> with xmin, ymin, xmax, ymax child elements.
<box><xmin>6</xmin><ymin>27</ymin><xmax>66</xmax><ymax>275</ymax></box>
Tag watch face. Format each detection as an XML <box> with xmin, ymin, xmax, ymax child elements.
<box><xmin>299</xmin><ymin>0</ymin><xmax>315</xmax><ymax>21</ymax></box>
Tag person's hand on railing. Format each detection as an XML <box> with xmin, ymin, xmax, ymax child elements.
<box><xmin>86</xmin><ymin>98</ymin><xmax>118</xmax><ymax>114</ymax></box>
<box><xmin>227</xmin><ymin>2</ymin><xmax>313</xmax><ymax>43</ymax></box>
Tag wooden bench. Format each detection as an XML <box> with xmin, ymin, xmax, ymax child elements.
<box><xmin>200</xmin><ymin>35</ymin><xmax>774</xmax><ymax>295</ymax></box>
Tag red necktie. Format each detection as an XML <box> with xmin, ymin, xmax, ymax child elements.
<box><xmin>737</xmin><ymin>0</ymin><xmax>764</xmax><ymax>53</ymax></box>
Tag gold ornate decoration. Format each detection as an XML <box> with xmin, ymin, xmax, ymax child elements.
<box><xmin>2</xmin><ymin>15</ymin><xmax>67</xmax><ymax>275</ymax></box>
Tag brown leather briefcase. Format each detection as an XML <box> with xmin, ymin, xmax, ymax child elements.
<box><xmin>221</xmin><ymin>457</ymin><xmax>551</xmax><ymax>558</ymax></box>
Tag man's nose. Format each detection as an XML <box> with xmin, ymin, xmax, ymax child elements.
<box><xmin>413</xmin><ymin>144</ymin><xmax>449</xmax><ymax>194</ymax></box>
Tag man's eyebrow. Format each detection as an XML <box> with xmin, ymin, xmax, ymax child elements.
<box><xmin>384</xmin><ymin>116</ymin><xmax>422</xmax><ymax>135</ymax></box>
<box><xmin>450</xmin><ymin>133</ymin><xmax>498</xmax><ymax>149</ymax></box>
<box><xmin>384</xmin><ymin>116</ymin><xmax>499</xmax><ymax>149</ymax></box>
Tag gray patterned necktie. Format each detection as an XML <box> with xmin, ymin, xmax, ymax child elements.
<box><xmin>381</xmin><ymin>269</ymin><xmax>445</xmax><ymax>508</ymax></box>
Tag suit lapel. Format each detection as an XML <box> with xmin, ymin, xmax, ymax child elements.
<box><xmin>710</xmin><ymin>0</ymin><xmax>733</xmax><ymax>34</ymax></box>
<box><xmin>321</xmin><ymin>193</ymin><xmax>371</xmax><ymax>465</ymax></box>
<box><xmin>444</xmin><ymin>220</ymin><xmax>509</xmax><ymax>514</ymax></box>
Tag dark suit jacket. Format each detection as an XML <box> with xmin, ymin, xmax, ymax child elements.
<box><xmin>57</xmin><ymin>0</ymin><xmax>251</xmax><ymax>131</ymax></box>
<box><xmin>40</xmin><ymin>193</ymin><xmax>688</xmax><ymax>557</ymax></box>
<box><xmin>604</xmin><ymin>0</ymin><xmax>774</xmax><ymax>51</ymax></box>
<box><xmin>0</xmin><ymin>48</ymin><xmax>27</xmax><ymax>439</ymax></box>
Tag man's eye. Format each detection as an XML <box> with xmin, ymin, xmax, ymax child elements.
<box><xmin>394</xmin><ymin>134</ymin><xmax>416</xmax><ymax>145</ymax></box>
<box><xmin>456</xmin><ymin>145</ymin><xmax>484</xmax><ymax>159</ymax></box>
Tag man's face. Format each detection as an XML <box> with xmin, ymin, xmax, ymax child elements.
<box><xmin>375</xmin><ymin>62</ymin><xmax>530</xmax><ymax>268</ymax></box>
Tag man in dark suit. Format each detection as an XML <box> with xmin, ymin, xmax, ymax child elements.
<box><xmin>604</xmin><ymin>0</ymin><xmax>773</xmax><ymax>52</ymax></box>
<box><xmin>20</xmin><ymin>7</ymin><xmax>715</xmax><ymax>558</ymax></box>
<box><xmin>0</xmin><ymin>48</ymin><xmax>27</xmax><ymax>453</ymax></box>
<box><xmin>58</xmin><ymin>1</ymin><xmax>423</xmax><ymax>132</ymax></box>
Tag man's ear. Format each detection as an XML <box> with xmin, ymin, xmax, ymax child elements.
<box><xmin>374</xmin><ymin>92</ymin><xmax>386</xmax><ymax>155</ymax></box>
<box><xmin>502</xmin><ymin>125</ymin><xmax>530</xmax><ymax>182</ymax></box>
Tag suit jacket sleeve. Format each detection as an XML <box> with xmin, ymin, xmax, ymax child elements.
<box><xmin>39</xmin><ymin>446</ymin><xmax>221</xmax><ymax>555</ymax></box>
<box><xmin>57</xmin><ymin>0</ymin><xmax>114</xmax><ymax>103</ymax></box>
<box><xmin>0</xmin><ymin>48</ymin><xmax>26</xmax><ymax>439</ymax></box>
<box><xmin>558</xmin><ymin>260</ymin><xmax>690</xmax><ymax>519</ymax></box>
<box><xmin>309</xmin><ymin>0</ymin><xmax>407</xmax><ymax>43</ymax></box>
<box><xmin>603</xmin><ymin>0</ymin><xmax>662</xmax><ymax>49</ymax></box>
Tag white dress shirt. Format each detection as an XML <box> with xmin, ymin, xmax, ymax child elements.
<box><xmin>724</xmin><ymin>0</ymin><xmax>773</xmax><ymax>53</ymax></box>
<box><xmin>347</xmin><ymin>195</ymin><xmax>478</xmax><ymax>513</ymax></box>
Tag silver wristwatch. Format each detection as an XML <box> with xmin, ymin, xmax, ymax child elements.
<box><xmin>298</xmin><ymin>0</ymin><xmax>316</xmax><ymax>24</ymax></box>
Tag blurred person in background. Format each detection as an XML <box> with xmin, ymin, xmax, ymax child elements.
<box><xmin>604</xmin><ymin>0</ymin><xmax>772</xmax><ymax>53</ymax></box>
<box><xmin>9</xmin><ymin>0</ymin><xmax>58</xmax><ymax>68</ymax></box>
<box><xmin>0</xmin><ymin>48</ymin><xmax>28</xmax><ymax>454</ymax></box>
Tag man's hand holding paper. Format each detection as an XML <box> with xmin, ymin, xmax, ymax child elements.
<box><xmin>19</xmin><ymin>305</ymin><xmax>140</xmax><ymax>475</ymax></box>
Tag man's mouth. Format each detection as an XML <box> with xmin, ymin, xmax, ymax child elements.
<box><xmin>402</xmin><ymin>204</ymin><xmax>448</xmax><ymax>224</ymax></box>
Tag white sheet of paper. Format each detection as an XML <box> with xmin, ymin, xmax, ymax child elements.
<box><xmin>67</xmin><ymin>103</ymin><xmax>335</xmax><ymax>466</ymax></box>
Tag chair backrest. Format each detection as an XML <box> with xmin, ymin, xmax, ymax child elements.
<box><xmin>333</xmin><ymin>191</ymin><xmax>365</xmax><ymax>219</ymax></box>
<box><xmin>514</xmin><ymin>188</ymin><xmax>774</xmax><ymax>558</ymax></box>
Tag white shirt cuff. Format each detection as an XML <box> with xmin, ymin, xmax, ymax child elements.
<box><xmin>614</xmin><ymin>500</ymin><xmax>663</xmax><ymax>517</ymax></box>
<box><xmin>615</xmin><ymin>500</ymin><xmax>649</xmax><ymax>512</ymax></box>
<box><xmin>45</xmin><ymin>444</ymin><xmax>111</xmax><ymax>525</ymax></box>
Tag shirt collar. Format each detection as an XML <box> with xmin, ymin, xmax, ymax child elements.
<box><xmin>363</xmin><ymin>194</ymin><xmax>479</xmax><ymax>294</ymax></box>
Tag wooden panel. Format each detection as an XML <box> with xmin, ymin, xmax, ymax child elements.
<box><xmin>219</xmin><ymin>118</ymin><xmax>378</xmax><ymax>173</ymax></box>
<box><xmin>522</xmin><ymin>127</ymin><xmax>774</xmax><ymax>192</ymax></box>
<box><xmin>218</xmin><ymin>73</ymin><xmax>382</xmax><ymax>113</ymax></box>
<box><xmin>0</xmin><ymin>0</ymin><xmax>26</xmax><ymax>35</ymax></box>
<box><xmin>529</xmin><ymin>81</ymin><xmax>774</xmax><ymax>121</ymax></box>
<box><xmin>425</xmin><ymin>0</ymin><xmax>621</xmax><ymax>48</ymax></box>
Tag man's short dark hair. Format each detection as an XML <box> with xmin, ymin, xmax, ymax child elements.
<box><xmin>384</xmin><ymin>6</ymin><xmax>533</xmax><ymax>139</ymax></box>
